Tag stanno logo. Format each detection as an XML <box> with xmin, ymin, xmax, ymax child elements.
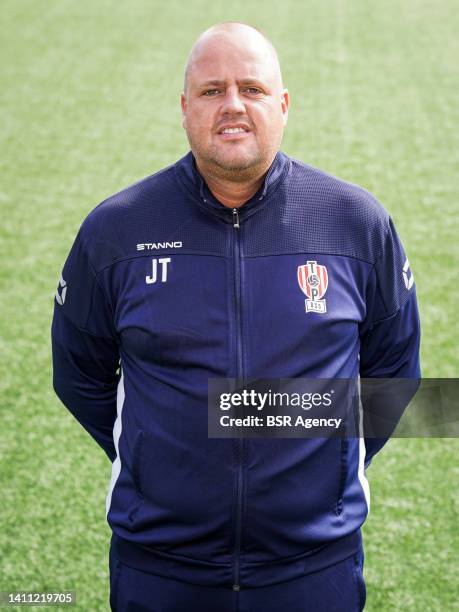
<box><xmin>297</xmin><ymin>261</ymin><xmax>328</xmax><ymax>314</ymax></box>
<box><xmin>137</xmin><ymin>241</ymin><xmax>182</xmax><ymax>251</ymax></box>
<box><xmin>402</xmin><ymin>258</ymin><xmax>414</xmax><ymax>290</ymax></box>
<box><xmin>55</xmin><ymin>275</ymin><xmax>67</xmax><ymax>305</ymax></box>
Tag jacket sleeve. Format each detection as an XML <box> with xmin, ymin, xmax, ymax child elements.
<box><xmin>359</xmin><ymin>216</ymin><xmax>421</xmax><ymax>466</ymax></box>
<box><xmin>51</xmin><ymin>222</ymin><xmax>120</xmax><ymax>461</ymax></box>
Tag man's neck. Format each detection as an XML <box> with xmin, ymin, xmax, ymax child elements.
<box><xmin>195</xmin><ymin>159</ymin><xmax>272</xmax><ymax>208</ymax></box>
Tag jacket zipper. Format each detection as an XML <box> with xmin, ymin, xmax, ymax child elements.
<box><xmin>232</xmin><ymin>207</ymin><xmax>243</xmax><ymax>592</ymax></box>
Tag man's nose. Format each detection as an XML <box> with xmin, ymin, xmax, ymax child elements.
<box><xmin>221</xmin><ymin>88</ymin><xmax>246</xmax><ymax>114</ymax></box>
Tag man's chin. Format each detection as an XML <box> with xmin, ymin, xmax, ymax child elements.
<box><xmin>210</xmin><ymin>152</ymin><xmax>264</xmax><ymax>176</ymax></box>
<box><xmin>192</xmin><ymin>143</ymin><xmax>272</xmax><ymax>180</ymax></box>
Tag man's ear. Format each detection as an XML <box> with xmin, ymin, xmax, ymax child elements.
<box><xmin>180</xmin><ymin>93</ymin><xmax>187</xmax><ymax>129</ymax></box>
<box><xmin>281</xmin><ymin>89</ymin><xmax>290</xmax><ymax>126</ymax></box>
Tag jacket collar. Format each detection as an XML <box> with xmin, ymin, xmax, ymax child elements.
<box><xmin>175</xmin><ymin>150</ymin><xmax>291</xmax><ymax>224</ymax></box>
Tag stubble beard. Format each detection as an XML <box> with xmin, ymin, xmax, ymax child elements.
<box><xmin>191</xmin><ymin>140</ymin><xmax>273</xmax><ymax>183</ymax></box>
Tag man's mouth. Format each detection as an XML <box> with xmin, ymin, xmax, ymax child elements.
<box><xmin>220</xmin><ymin>127</ymin><xmax>248</xmax><ymax>134</ymax></box>
<box><xmin>217</xmin><ymin>125</ymin><xmax>251</xmax><ymax>139</ymax></box>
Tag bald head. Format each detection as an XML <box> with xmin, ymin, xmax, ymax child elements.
<box><xmin>183</xmin><ymin>22</ymin><xmax>283</xmax><ymax>95</ymax></box>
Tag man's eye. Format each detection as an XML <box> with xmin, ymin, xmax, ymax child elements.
<box><xmin>243</xmin><ymin>87</ymin><xmax>263</xmax><ymax>95</ymax></box>
<box><xmin>202</xmin><ymin>89</ymin><xmax>220</xmax><ymax>96</ymax></box>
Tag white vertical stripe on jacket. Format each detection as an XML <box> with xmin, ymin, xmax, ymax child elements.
<box><xmin>357</xmin><ymin>376</ymin><xmax>371</xmax><ymax>513</ymax></box>
<box><xmin>106</xmin><ymin>369</ymin><xmax>125</xmax><ymax>517</ymax></box>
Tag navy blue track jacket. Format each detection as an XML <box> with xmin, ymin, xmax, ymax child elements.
<box><xmin>51</xmin><ymin>151</ymin><xmax>421</xmax><ymax>589</ymax></box>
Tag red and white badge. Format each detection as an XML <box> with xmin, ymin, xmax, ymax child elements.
<box><xmin>297</xmin><ymin>261</ymin><xmax>328</xmax><ymax>314</ymax></box>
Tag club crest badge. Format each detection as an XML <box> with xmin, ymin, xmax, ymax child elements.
<box><xmin>297</xmin><ymin>261</ymin><xmax>328</xmax><ymax>314</ymax></box>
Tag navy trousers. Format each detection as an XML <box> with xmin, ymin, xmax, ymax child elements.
<box><xmin>109</xmin><ymin>540</ymin><xmax>366</xmax><ymax>612</ymax></box>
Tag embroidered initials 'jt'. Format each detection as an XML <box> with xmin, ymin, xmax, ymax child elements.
<box><xmin>146</xmin><ymin>258</ymin><xmax>171</xmax><ymax>284</ymax></box>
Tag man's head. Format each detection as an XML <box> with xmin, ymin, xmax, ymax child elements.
<box><xmin>181</xmin><ymin>22</ymin><xmax>289</xmax><ymax>182</ymax></box>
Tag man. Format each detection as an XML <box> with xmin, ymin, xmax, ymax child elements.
<box><xmin>52</xmin><ymin>22</ymin><xmax>421</xmax><ymax>611</ymax></box>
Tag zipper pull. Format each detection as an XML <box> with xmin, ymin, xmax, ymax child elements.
<box><xmin>232</xmin><ymin>208</ymin><xmax>240</xmax><ymax>229</ymax></box>
<box><xmin>232</xmin><ymin>584</ymin><xmax>240</xmax><ymax>592</ymax></box>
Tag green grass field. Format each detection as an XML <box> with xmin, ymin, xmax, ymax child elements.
<box><xmin>1</xmin><ymin>1</ymin><xmax>458</xmax><ymax>610</ymax></box>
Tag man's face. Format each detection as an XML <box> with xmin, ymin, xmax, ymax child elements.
<box><xmin>181</xmin><ymin>31</ymin><xmax>289</xmax><ymax>179</ymax></box>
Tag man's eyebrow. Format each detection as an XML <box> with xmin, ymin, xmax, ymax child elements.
<box><xmin>197</xmin><ymin>78</ymin><xmax>268</xmax><ymax>88</ymax></box>
<box><xmin>198</xmin><ymin>79</ymin><xmax>227</xmax><ymax>88</ymax></box>
<box><xmin>238</xmin><ymin>78</ymin><xmax>266</xmax><ymax>86</ymax></box>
